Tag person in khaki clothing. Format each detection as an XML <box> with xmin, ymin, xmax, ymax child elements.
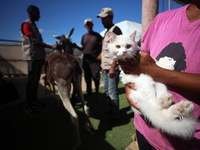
<box><xmin>21</xmin><ymin>5</ymin><xmax>57</xmax><ymax>115</ymax></box>
<box><xmin>97</xmin><ymin>8</ymin><xmax>122</xmax><ymax>121</ymax></box>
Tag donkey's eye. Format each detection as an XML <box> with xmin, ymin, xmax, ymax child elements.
<box><xmin>115</xmin><ymin>45</ymin><xmax>121</xmax><ymax>49</ymax></box>
<box><xmin>126</xmin><ymin>44</ymin><xmax>132</xmax><ymax>49</ymax></box>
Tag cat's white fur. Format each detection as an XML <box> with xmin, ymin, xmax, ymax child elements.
<box><xmin>107</xmin><ymin>31</ymin><xmax>197</xmax><ymax>139</ymax></box>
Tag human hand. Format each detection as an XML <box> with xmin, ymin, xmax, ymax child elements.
<box><xmin>117</xmin><ymin>51</ymin><xmax>141</xmax><ymax>75</ymax></box>
<box><xmin>118</xmin><ymin>51</ymin><xmax>157</xmax><ymax>76</ymax></box>
<box><xmin>138</xmin><ymin>52</ymin><xmax>157</xmax><ymax>75</ymax></box>
<box><xmin>109</xmin><ymin>67</ymin><xmax>115</xmax><ymax>78</ymax></box>
<box><xmin>96</xmin><ymin>54</ymin><xmax>101</xmax><ymax>61</ymax></box>
<box><xmin>52</xmin><ymin>43</ymin><xmax>57</xmax><ymax>50</ymax></box>
<box><xmin>125</xmin><ymin>83</ymin><xmax>140</xmax><ymax>110</ymax></box>
<box><xmin>101</xmin><ymin>68</ymin><xmax>104</xmax><ymax>75</ymax></box>
<box><xmin>72</xmin><ymin>43</ymin><xmax>77</xmax><ymax>48</ymax></box>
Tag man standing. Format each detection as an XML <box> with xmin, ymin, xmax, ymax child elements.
<box><xmin>73</xmin><ymin>18</ymin><xmax>102</xmax><ymax>99</ymax></box>
<box><xmin>21</xmin><ymin>5</ymin><xmax>57</xmax><ymax>115</ymax></box>
<box><xmin>97</xmin><ymin>8</ymin><xmax>122</xmax><ymax>120</ymax></box>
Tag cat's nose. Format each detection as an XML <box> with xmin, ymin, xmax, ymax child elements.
<box><xmin>122</xmin><ymin>51</ymin><xmax>126</xmax><ymax>54</ymax></box>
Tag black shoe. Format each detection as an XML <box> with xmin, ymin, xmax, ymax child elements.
<box><xmin>25</xmin><ymin>107</ymin><xmax>38</xmax><ymax>116</ymax></box>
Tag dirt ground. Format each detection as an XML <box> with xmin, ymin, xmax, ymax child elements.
<box><xmin>39</xmin><ymin>74</ymin><xmax>104</xmax><ymax>94</ymax></box>
<box><xmin>2</xmin><ymin>73</ymin><xmax>104</xmax><ymax>102</ymax></box>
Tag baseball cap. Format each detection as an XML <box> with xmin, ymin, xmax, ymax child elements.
<box><xmin>84</xmin><ymin>18</ymin><xmax>93</xmax><ymax>25</ymax></box>
<box><xmin>97</xmin><ymin>7</ymin><xmax>113</xmax><ymax>18</ymax></box>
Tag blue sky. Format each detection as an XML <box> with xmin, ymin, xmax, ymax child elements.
<box><xmin>0</xmin><ymin>0</ymin><xmax>183</xmax><ymax>45</ymax></box>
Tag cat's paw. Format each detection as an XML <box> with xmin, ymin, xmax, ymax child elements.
<box><xmin>160</xmin><ymin>93</ymin><xmax>173</xmax><ymax>108</ymax></box>
<box><xmin>176</xmin><ymin>100</ymin><xmax>194</xmax><ymax>117</ymax></box>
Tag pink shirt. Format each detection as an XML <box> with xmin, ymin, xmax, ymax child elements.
<box><xmin>139</xmin><ymin>4</ymin><xmax>200</xmax><ymax>150</ymax></box>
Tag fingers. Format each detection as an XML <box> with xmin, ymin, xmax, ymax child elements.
<box><xmin>101</xmin><ymin>69</ymin><xmax>104</xmax><ymax>75</ymax></box>
<box><xmin>127</xmin><ymin>83</ymin><xmax>137</xmax><ymax>90</ymax></box>
<box><xmin>109</xmin><ymin>73</ymin><xmax>115</xmax><ymax>78</ymax></box>
<box><xmin>125</xmin><ymin>83</ymin><xmax>137</xmax><ymax>92</ymax></box>
<box><xmin>125</xmin><ymin>83</ymin><xmax>140</xmax><ymax>110</ymax></box>
<box><xmin>127</xmin><ymin>97</ymin><xmax>140</xmax><ymax>110</ymax></box>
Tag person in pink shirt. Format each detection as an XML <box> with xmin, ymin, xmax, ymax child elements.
<box><xmin>119</xmin><ymin>0</ymin><xmax>200</xmax><ymax>149</ymax></box>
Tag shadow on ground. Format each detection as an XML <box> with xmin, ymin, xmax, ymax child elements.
<box><xmin>0</xmin><ymin>87</ymin><xmax>135</xmax><ymax>150</ymax></box>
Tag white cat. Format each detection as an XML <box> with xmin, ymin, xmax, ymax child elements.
<box><xmin>107</xmin><ymin>31</ymin><xmax>197</xmax><ymax>139</ymax></box>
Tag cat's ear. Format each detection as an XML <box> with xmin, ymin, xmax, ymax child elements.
<box><xmin>129</xmin><ymin>31</ymin><xmax>137</xmax><ymax>41</ymax></box>
<box><xmin>108</xmin><ymin>32</ymin><xmax>117</xmax><ymax>43</ymax></box>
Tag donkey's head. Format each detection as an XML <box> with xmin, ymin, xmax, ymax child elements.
<box><xmin>52</xmin><ymin>28</ymin><xmax>74</xmax><ymax>55</ymax></box>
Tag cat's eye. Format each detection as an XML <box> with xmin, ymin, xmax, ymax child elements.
<box><xmin>126</xmin><ymin>44</ymin><xmax>132</xmax><ymax>49</ymax></box>
<box><xmin>115</xmin><ymin>45</ymin><xmax>121</xmax><ymax>49</ymax></box>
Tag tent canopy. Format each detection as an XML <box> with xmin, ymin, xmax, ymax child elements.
<box><xmin>100</xmin><ymin>20</ymin><xmax>142</xmax><ymax>42</ymax></box>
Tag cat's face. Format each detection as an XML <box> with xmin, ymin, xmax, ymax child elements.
<box><xmin>108</xmin><ymin>31</ymin><xmax>138</xmax><ymax>60</ymax></box>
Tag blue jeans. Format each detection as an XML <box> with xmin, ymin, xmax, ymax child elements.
<box><xmin>103</xmin><ymin>69</ymin><xmax>120</xmax><ymax>118</ymax></box>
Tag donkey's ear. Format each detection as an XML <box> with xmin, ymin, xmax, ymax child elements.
<box><xmin>129</xmin><ymin>31</ymin><xmax>137</xmax><ymax>41</ymax></box>
<box><xmin>108</xmin><ymin>32</ymin><xmax>117</xmax><ymax>43</ymax></box>
<box><xmin>52</xmin><ymin>35</ymin><xmax>62</xmax><ymax>40</ymax></box>
<box><xmin>66</xmin><ymin>28</ymin><xmax>74</xmax><ymax>39</ymax></box>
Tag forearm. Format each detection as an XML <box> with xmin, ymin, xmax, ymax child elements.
<box><xmin>136</xmin><ymin>52</ymin><xmax>200</xmax><ymax>96</ymax></box>
<box><xmin>42</xmin><ymin>43</ymin><xmax>54</xmax><ymax>49</ymax></box>
<box><xmin>151</xmin><ymin>67</ymin><xmax>200</xmax><ymax>96</ymax></box>
<box><xmin>74</xmin><ymin>44</ymin><xmax>83</xmax><ymax>51</ymax></box>
<box><xmin>77</xmin><ymin>46</ymin><xmax>83</xmax><ymax>51</ymax></box>
<box><xmin>120</xmin><ymin>51</ymin><xmax>200</xmax><ymax>101</ymax></box>
<box><xmin>97</xmin><ymin>53</ymin><xmax>101</xmax><ymax>61</ymax></box>
<box><xmin>109</xmin><ymin>58</ymin><xmax>118</xmax><ymax>78</ymax></box>
<box><xmin>111</xmin><ymin>58</ymin><xmax>118</xmax><ymax>68</ymax></box>
<box><xmin>29</xmin><ymin>35</ymin><xmax>55</xmax><ymax>49</ymax></box>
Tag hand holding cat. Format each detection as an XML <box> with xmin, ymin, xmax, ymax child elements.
<box><xmin>118</xmin><ymin>51</ymin><xmax>158</xmax><ymax>77</ymax></box>
<box><xmin>118</xmin><ymin>51</ymin><xmax>158</xmax><ymax>111</ymax></box>
<box><xmin>125</xmin><ymin>83</ymin><xmax>140</xmax><ymax>110</ymax></box>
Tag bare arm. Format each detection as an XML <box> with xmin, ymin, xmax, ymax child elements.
<box><xmin>119</xmin><ymin>52</ymin><xmax>200</xmax><ymax>109</ymax></box>
<box><xmin>109</xmin><ymin>58</ymin><xmax>118</xmax><ymax>78</ymax></box>
<box><xmin>125</xmin><ymin>83</ymin><xmax>140</xmax><ymax>110</ymax></box>
<box><xmin>29</xmin><ymin>35</ymin><xmax>57</xmax><ymax>49</ymax></box>
<box><xmin>73</xmin><ymin>43</ymin><xmax>84</xmax><ymax>51</ymax></box>
<box><xmin>97</xmin><ymin>52</ymin><xmax>101</xmax><ymax>61</ymax></box>
<box><xmin>138</xmin><ymin>52</ymin><xmax>200</xmax><ymax>95</ymax></box>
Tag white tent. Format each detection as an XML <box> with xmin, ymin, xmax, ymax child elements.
<box><xmin>100</xmin><ymin>20</ymin><xmax>142</xmax><ymax>42</ymax></box>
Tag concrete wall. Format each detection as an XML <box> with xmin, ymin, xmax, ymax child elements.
<box><xmin>0</xmin><ymin>44</ymin><xmax>27</xmax><ymax>76</ymax></box>
<box><xmin>0</xmin><ymin>44</ymin><xmax>82</xmax><ymax>76</ymax></box>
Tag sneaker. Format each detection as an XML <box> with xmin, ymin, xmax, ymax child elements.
<box><xmin>25</xmin><ymin>107</ymin><xmax>38</xmax><ymax>116</ymax></box>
